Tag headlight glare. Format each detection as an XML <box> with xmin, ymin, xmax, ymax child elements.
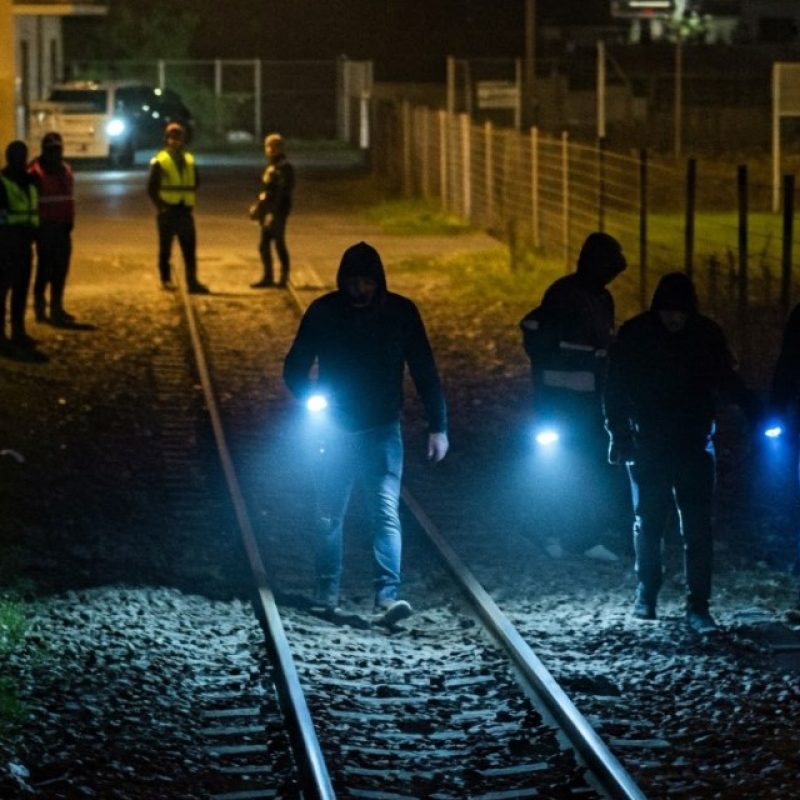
<box><xmin>105</xmin><ymin>118</ymin><xmax>126</xmax><ymax>137</ymax></box>
<box><xmin>306</xmin><ymin>394</ymin><xmax>328</xmax><ymax>413</ymax></box>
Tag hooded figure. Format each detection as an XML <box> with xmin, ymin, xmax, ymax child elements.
<box><xmin>518</xmin><ymin>231</ymin><xmax>628</xmax><ymax>558</ymax></box>
<box><xmin>28</xmin><ymin>131</ymin><xmax>77</xmax><ymax>325</ymax></box>
<box><xmin>283</xmin><ymin>241</ymin><xmax>447</xmax><ymax>623</ymax></box>
<box><xmin>604</xmin><ymin>272</ymin><xmax>760</xmax><ymax>633</ymax></box>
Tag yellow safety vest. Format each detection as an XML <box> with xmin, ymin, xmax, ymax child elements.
<box><xmin>0</xmin><ymin>176</ymin><xmax>39</xmax><ymax>227</ymax></box>
<box><xmin>153</xmin><ymin>150</ymin><xmax>196</xmax><ymax>207</ymax></box>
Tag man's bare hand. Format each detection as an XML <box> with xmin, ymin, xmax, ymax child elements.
<box><xmin>427</xmin><ymin>432</ymin><xmax>449</xmax><ymax>463</ymax></box>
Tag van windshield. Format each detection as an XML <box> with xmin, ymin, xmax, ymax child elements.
<box><xmin>49</xmin><ymin>89</ymin><xmax>108</xmax><ymax>112</ymax></box>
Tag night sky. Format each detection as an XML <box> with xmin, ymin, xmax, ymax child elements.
<box><xmin>67</xmin><ymin>0</ymin><xmax>616</xmax><ymax>81</ymax></box>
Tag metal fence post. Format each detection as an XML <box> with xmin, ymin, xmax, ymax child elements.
<box><xmin>254</xmin><ymin>59</ymin><xmax>262</xmax><ymax>140</ymax></box>
<box><xmin>685</xmin><ymin>157</ymin><xmax>696</xmax><ymax>279</ymax></box>
<box><xmin>597</xmin><ymin>136</ymin><xmax>606</xmax><ymax>232</ymax></box>
<box><xmin>737</xmin><ymin>164</ymin><xmax>749</xmax><ymax>343</ymax></box>
<box><xmin>461</xmin><ymin>112</ymin><xmax>472</xmax><ymax>218</ymax></box>
<box><xmin>531</xmin><ymin>126</ymin><xmax>540</xmax><ymax>249</ymax></box>
<box><xmin>421</xmin><ymin>108</ymin><xmax>430</xmax><ymax>200</ymax></box>
<box><xmin>439</xmin><ymin>109</ymin><xmax>448</xmax><ymax>211</ymax></box>
<box><xmin>402</xmin><ymin>100</ymin><xmax>412</xmax><ymax>197</ymax></box>
<box><xmin>639</xmin><ymin>148</ymin><xmax>648</xmax><ymax>311</ymax></box>
<box><xmin>781</xmin><ymin>173</ymin><xmax>795</xmax><ymax>317</ymax></box>
<box><xmin>562</xmin><ymin>130</ymin><xmax>570</xmax><ymax>271</ymax></box>
<box><xmin>485</xmin><ymin>120</ymin><xmax>494</xmax><ymax>226</ymax></box>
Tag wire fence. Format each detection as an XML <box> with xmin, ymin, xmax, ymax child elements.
<box><xmin>372</xmin><ymin>100</ymin><xmax>800</xmax><ymax>382</ymax></box>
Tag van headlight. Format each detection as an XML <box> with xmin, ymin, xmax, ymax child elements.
<box><xmin>105</xmin><ymin>118</ymin><xmax>126</xmax><ymax>137</ymax></box>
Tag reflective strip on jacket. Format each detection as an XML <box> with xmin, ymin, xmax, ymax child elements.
<box><xmin>0</xmin><ymin>176</ymin><xmax>39</xmax><ymax>227</ymax></box>
<box><xmin>28</xmin><ymin>161</ymin><xmax>74</xmax><ymax>224</ymax></box>
<box><xmin>153</xmin><ymin>150</ymin><xmax>196</xmax><ymax>207</ymax></box>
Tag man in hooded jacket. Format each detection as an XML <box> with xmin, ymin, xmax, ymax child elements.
<box><xmin>604</xmin><ymin>272</ymin><xmax>760</xmax><ymax>634</ymax></box>
<box><xmin>520</xmin><ymin>231</ymin><xmax>628</xmax><ymax>558</ymax></box>
<box><xmin>283</xmin><ymin>241</ymin><xmax>448</xmax><ymax>625</ymax></box>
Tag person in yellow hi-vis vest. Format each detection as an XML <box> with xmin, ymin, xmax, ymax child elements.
<box><xmin>0</xmin><ymin>140</ymin><xmax>46</xmax><ymax>361</ymax></box>
<box><xmin>147</xmin><ymin>123</ymin><xmax>209</xmax><ymax>294</ymax></box>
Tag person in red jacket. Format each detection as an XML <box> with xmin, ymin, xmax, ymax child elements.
<box><xmin>28</xmin><ymin>132</ymin><xmax>76</xmax><ymax>326</ymax></box>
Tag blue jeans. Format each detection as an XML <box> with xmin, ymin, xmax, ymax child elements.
<box><xmin>314</xmin><ymin>421</ymin><xmax>403</xmax><ymax>607</ymax></box>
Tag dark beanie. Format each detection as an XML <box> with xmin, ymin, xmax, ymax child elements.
<box><xmin>336</xmin><ymin>241</ymin><xmax>387</xmax><ymax>291</ymax></box>
<box><xmin>651</xmin><ymin>272</ymin><xmax>698</xmax><ymax>313</ymax></box>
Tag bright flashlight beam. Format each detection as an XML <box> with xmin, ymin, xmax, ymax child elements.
<box><xmin>535</xmin><ymin>430</ymin><xmax>559</xmax><ymax>446</ymax></box>
<box><xmin>306</xmin><ymin>394</ymin><xmax>328</xmax><ymax>413</ymax></box>
<box><xmin>764</xmin><ymin>425</ymin><xmax>783</xmax><ymax>439</ymax></box>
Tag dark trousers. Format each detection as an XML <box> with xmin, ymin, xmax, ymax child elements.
<box><xmin>258</xmin><ymin>214</ymin><xmax>289</xmax><ymax>285</ymax></box>
<box><xmin>0</xmin><ymin>230</ymin><xmax>34</xmax><ymax>339</ymax></box>
<box><xmin>628</xmin><ymin>443</ymin><xmax>716</xmax><ymax>612</ymax></box>
<box><xmin>157</xmin><ymin>206</ymin><xmax>197</xmax><ymax>285</ymax></box>
<box><xmin>34</xmin><ymin>223</ymin><xmax>72</xmax><ymax>315</ymax></box>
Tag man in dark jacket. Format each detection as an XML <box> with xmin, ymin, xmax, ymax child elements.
<box><xmin>250</xmin><ymin>133</ymin><xmax>294</xmax><ymax>289</ymax></box>
<box><xmin>520</xmin><ymin>231</ymin><xmax>628</xmax><ymax>558</ymax></box>
<box><xmin>604</xmin><ymin>272</ymin><xmax>759</xmax><ymax>634</ymax></box>
<box><xmin>0</xmin><ymin>140</ymin><xmax>45</xmax><ymax>360</ymax></box>
<box><xmin>28</xmin><ymin>132</ymin><xmax>76</xmax><ymax>325</ymax></box>
<box><xmin>770</xmin><ymin>303</ymin><xmax>800</xmax><ymax>622</ymax></box>
<box><xmin>284</xmin><ymin>241</ymin><xmax>448</xmax><ymax>625</ymax></box>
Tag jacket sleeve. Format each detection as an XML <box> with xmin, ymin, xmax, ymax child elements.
<box><xmin>603</xmin><ymin>328</ymin><xmax>635</xmax><ymax>442</ymax></box>
<box><xmin>404</xmin><ymin>302</ymin><xmax>447</xmax><ymax>433</ymax></box>
<box><xmin>771</xmin><ymin>304</ymin><xmax>800</xmax><ymax>414</ymax></box>
<box><xmin>147</xmin><ymin>161</ymin><xmax>163</xmax><ymax>209</ymax></box>
<box><xmin>283</xmin><ymin>304</ymin><xmax>321</xmax><ymax>399</ymax></box>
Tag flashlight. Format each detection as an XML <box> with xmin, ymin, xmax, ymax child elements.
<box><xmin>763</xmin><ymin>424</ymin><xmax>783</xmax><ymax>439</ymax></box>
<box><xmin>534</xmin><ymin>428</ymin><xmax>560</xmax><ymax>446</ymax></box>
<box><xmin>306</xmin><ymin>394</ymin><xmax>328</xmax><ymax>413</ymax></box>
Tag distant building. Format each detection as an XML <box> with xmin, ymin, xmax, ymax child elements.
<box><xmin>11</xmin><ymin>1</ymin><xmax>107</xmax><ymax>137</ymax></box>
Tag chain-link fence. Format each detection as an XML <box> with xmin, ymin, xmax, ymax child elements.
<box><xmin>372</xmin><ymin>99</ymin><xmax>800</xmax><ymax>380</ymax></box>
<box><xmin>66</xmin><ymin>58</ymin><xmax>371</xmax><ymax>141</ymax></box>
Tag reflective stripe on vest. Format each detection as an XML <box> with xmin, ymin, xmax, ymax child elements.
<box><xmin>0</xmin><ymin>176</ymin><xmax>39</xmax><ymax>227</ymax></box>
<box><xmin>541</xmin><ymin>369</ymin><xmax>596</xmax><ymax>392</ymax></box>
<box><xmin>154</xmin><ymin>150</ymin><xmax>196</xmax><ymax>207</ymax></box>
<box><xmin>28</xmin><ymin>161</ymin><xmax>74</xmax><ymax>224</ymax></box>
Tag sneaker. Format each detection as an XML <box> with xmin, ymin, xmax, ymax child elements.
<box><xmin>188</xmin><ymin>282</ymin><xmax>210</xmax><ymax>295</ymax></box>
<box><xmin>686</xmin><ymin>609</ymin><xmax>719</xmax><ymax>635</ymax></box>
<box><xmin>161</xmin><ymin>280</ymin><xmax>177</xmax><ymax>291</ymax></box>
<box><xmin>250</xmin><ymin>279</ymin><xmax>275</xmax><ymax>289</ymax></box>
<box><xmin>632</xmin><ymin>598</ymin><xmax>656</xmax><ymax>620</ymax></box>
<box><xmin>785</xmin><ymin>607</ymin><xmax>800</xmax><ymax>625</ymax></box>
<box><xmin>309</xmin><ymin>601</ymin><xmax>340</xmax><ymax>615</ymax></box>
<box><xmin>372</xmin><ymin>599</ymin><xmax>413</xmax><ymax>627</ymax></box>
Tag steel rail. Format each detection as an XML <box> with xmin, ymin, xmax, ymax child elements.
<box><xmin>400</xmin><ymin>490</ymin><xmax>647</xmax><ymax>800</ymax></box>
<box><xmin>285</xmin><ymin>279</ymin><xmax>646</xmax><ymax>800</ymax></box>
<box><xmin>176</xmin><ymin>277</ymin><xmax>336</xmax><ymax>800</ymax></box>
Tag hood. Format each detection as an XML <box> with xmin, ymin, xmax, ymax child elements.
<box><xmin>576</xmin><ymin>232</ymin><xmax>626</xmax><ymax>289</ymax></box>
<box><xmin>336</xmin><ymin>241</ymin><xmax>387</xmax><ymax>293</ymax></box>
<box><xmin>650</xmin><ymin>272</ymin><xmax>698</xmax><ymax>314</ymax></box>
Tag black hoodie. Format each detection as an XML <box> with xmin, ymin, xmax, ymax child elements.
<box><xmin>604</xmin><ymin>273</ymin><xmax>758</xmax><ymax>451</ymax></box>
<box><xmin>283</xmin><ymin>242</ymin><xmax>447</xmax><ymax>433</ymax></box>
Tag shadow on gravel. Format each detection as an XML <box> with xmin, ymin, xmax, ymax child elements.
<box><xmin>274</xmin><ymin>590</ymin><xmax>372</xmax><ymax>630</ymax></box>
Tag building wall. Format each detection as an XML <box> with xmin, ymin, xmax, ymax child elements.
<box><xmin>14</xmin><ymin>14</ymin><xmax>61</xmax><ymax>136</ymax></box>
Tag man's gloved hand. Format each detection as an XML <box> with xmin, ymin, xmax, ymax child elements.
<box><xmin>427</xmin><ymin>432</ymin><xmax>449</xmax><ymax>463</ymax></box>
<box><xmin>608</xmin><ymin>435</ymin><xmax>636</xmax><ymax>466</ymax></box>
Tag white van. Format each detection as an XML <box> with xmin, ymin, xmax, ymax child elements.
<box><xmin>28</xmin><ymin>80</ymin><xmax>194</xmax><ymax>167</ymax></box>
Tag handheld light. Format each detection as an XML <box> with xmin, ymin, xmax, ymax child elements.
<box><xmin>763</xmin><ymin>424</ymin><xmax>783</xmax><ymax>439</ymax></box>
<box><xmin>306</xmin><ymin>394</ymin><xmax>328</xmax><ymax>413</ymax></box>
<box><xmin>534</xmin><ymin>428</ymin><xmax>559</xmax><ymax>446</ymax></box>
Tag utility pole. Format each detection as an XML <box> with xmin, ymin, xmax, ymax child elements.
<box><xmin>524</xmin><ymin>0</ymin><xmax>536</xmax><ymax>127</ymax></box>
<box><xmin>0</xmin><ymin>0</ymin><xmax>14</xmax><ymax>146</ymax></box>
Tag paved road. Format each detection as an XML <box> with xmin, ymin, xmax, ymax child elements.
<box><xmin>70</xmin><ymin>151</ymin><xmax>498</xmax><ymax>296</ymax></box>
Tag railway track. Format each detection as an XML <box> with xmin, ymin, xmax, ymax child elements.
<box><xmin>167</xmin><ymin>269</ymin><xmax>649</xmax><ymax>799</ymax></box>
